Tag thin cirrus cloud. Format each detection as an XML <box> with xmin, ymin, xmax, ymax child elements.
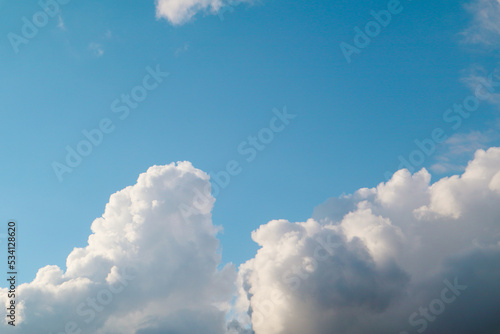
<box><xmin>462</xmin><ymin>65</ymin><xmax>500</xmax><ymax>106</ymax></box>
<box><xmin>2</xmin><ymin>148</ymin><xmax>500</xmax><ymax>333</ymax></box>
<box><xmin>462</xmin><ymin>0</ymin><xmax>500</xmax><ymax>46</ymax></box>
<box><xmin>430</xmin><ymin>130</ymin><xmax>499</xmax><ymax>173</ymax></box>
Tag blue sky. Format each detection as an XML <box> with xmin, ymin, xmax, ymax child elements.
<box><xmin>0</xmin><ymin>0</ymin><xmax>499</xmax><ymax>284</ymax></box>
<box><xmin>0</xmin><ymin>3</ymin><xmax>500</xmax><ymax>332</ymax></box>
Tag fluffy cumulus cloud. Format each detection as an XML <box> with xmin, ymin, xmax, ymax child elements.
<box><xmin>0</xmin><ymin>162</ymin><xmax>236</xmax><ymax>333</ymax></box>
<box><xmin>155</xmin><ymin>0</ymin><xmax>249</xmax><ymax>25</ymax></box>
<box><xmin>2</xmin><ymin>149</ymin><xmax>500</xmax><ymax>333</ymax></box>
<box><xmin>236</xmin><ymin>147</ymin><xmax>500</xmax><ymax>334</ymax></box>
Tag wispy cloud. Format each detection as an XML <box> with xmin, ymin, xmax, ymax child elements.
<box><xmin>89</xmin><ymin>42</ymin><xmax>104</xmax><ymax>57</ymax></box>
<box><xmin>57</xmin><ymin>15</ymin><xmax>66</xmax><ymax>30</ymax></box>
<box><xmin>462</xmin><ymin>0</ymin><xmax>500</xmax><ymax>46</ymax></box>
<box><xmin>155</xmin><ymin>0</ymin><xmax>251</xmax><ymax>25</ymax></box>
<box><xmin>175</xmin><ymin>42</ymin><xmax>190</xmax><ymax>56</ymax></box>
<box><xmin>431</xmin><ymin>129</ymin><xmax>499</xmax><ymax>173</ymax></box>
<box><xmin>88</xmin><ymin>31</ymin><xmax>113</xmax><ymax>58</ymax></box>
<box><xmin>462</xmin><ymin>65</ymin><xmax>500</xmax><ymax>106</ymax></box>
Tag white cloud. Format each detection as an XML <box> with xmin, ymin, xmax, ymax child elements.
<box><xmin>0</xmin><ymin>162</ymin><xmax>236</xmax><ymax>333</ymax></box>
<box><xmin>237</xmin><ymin>147</ymin><xmax>500</xmax><ymax>334</ymax></box>
<box><xmin>3</xmin><ymin>148</ymin><xmax>500</xmax><ymax>333</ymax></box>
<box><xmin>463</xmin><ymin>0</ymin><xmax>500</xmax><ymax>46</ymax></box>
<box><xmin>155</xmin><ymin>0</ymin><xmax>249</xmax><ymax>25</ymax></box>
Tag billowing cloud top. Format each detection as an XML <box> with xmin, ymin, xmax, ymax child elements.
<box><xmin>236</xmin><ymin>147</ymin><xmax>500</xmax><ymax>334</ymax></box>
<box><xmin>2</xmin><ymin>149</ymin><xmax>500</xmax><ymax>333</ymax></box>
<box><xmin>1</xmin><ymin>162</ymin><xmax>235</xmax><ymax>333</ymax></box>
